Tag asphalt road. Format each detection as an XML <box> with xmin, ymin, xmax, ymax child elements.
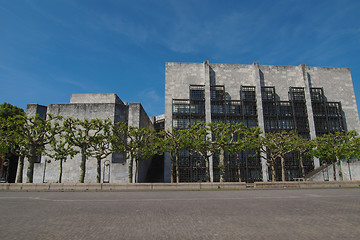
<box><xmin>0</xmin><ymin>189</ymin><xmax>359</xmax><ymax>240</ymax></box>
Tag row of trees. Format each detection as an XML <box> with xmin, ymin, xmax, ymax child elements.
<box><xmin>0</xmin><ymin>113</ymin><xmax>162</xmax><ymax>183</ymax></box>
<box><xmin>167</xmin><ymin>123</ymin><xmax>360</xmax><ymax>182</ymax></box>
<box><xmin>1</xmin><ymin>102</ymin><xmax>359</xmax><ymax>183</ymax></box>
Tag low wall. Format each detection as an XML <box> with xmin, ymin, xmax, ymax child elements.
<box><xmin>1</xmin><ymin>181</ymin><xmax>360</xmax><ymax>191</ymax></box>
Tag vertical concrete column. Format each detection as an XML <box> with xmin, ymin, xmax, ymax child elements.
<box><xmin>299</xmin><ymin>64</ymin><xmax>320</xmax><ymax>168</ymax></box>
<box><xmin>253</xmin><ymin>62</ymin><xmax>269</xmax><ymax>182</ymax></box>
<box><xmin>203</xmin><ymin>61</ymin><xmax>214</xmax><ymax>182</ymax></box>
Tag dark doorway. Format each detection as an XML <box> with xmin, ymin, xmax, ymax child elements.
<box><xmin>0</xmin><ymin>154</ymin><xmax>18</xmax><ymax>183</ymax></box>
<box><xmin>145</xmin><ymin>154</ymin><xmax>164</xmax><ymax>182</ymax></box>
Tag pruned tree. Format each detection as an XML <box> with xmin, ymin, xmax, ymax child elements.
<box><xmin>63</xmin><ymin>118</ymin><xmax>105</xmax><ymax>183</ymax></box>
<box><xmin>6</xmin><ymin>114</ymin><xmax>55</xmax><ymax>183</ymax></box>
<box><xmin>163</xmin><ymin>128</ymin><xmax>191</xmax><ymax>183</ymax></box>
<box><xmin>0</xmin><ymin>103</ymin><xmax>25</xmax><ymax>182</ymax></box>
<box><xmin>208</xmin><ymin>122</ymin><xmax>238</xmax><ymax>183</ymax></box>
<box><xmin>260</xmin><ymin>131</ymin><xmax>298</xmax><ymax>182</ymax></box>
<box><xmin>114</xmin><ymin>124</ymin><xmax>159</xmax><ymax>183</ymax></box>
<box><xmin>44</xmin><ymin>117</ymin><xmax>78</xmax><ymax>183</ymax></box>
<box><xmin>313</xmin><ymin>130</ymin><xmax>359</xmax><ymax>181</ymax></box>
<box><xmin>89</xmin><ymin>119</ymin><xmax>116</xmax><ymax>183</ymax></box>
<box><xmin>292</xmin><ymin>134</ymin><xmax>315</xmax><ymax>178</ymax></box>
<box><xmin>187</xmin><ymin>122</ymin><xmax>214</xmax><ymax>182</ymax></box>
<box><xmin>228</xmin><ymin>123</ymin><xmax>262</xmax><ymax>182</ymax></box>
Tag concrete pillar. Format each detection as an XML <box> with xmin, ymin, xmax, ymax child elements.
<box><xmin>299</xmin><ymin>64</ymin><xmax>320</xmax><ymax>168</ymax></box>
<box><xmin>203</xmin><ymin>61</ymin><xmax>214</xmax><ymax>182</ymax></box>
<box><xmin>253</xmin><ymin>62</ymin><xmax>269</xmax><ymax>182</ymax></box>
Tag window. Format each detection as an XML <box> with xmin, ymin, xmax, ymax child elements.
<box><xmin>289</xmin><ymin>87</ymin><xmax>305</xmax><ymax>101</ymax></box>
<box><xmin>293</xmin><ymin>103</ymin><xmax>307</xmax><ymax>116</ymax></box>
<box><xmin>310</xmin><ymin>88</ymin><xmax>323</xmax><ymax>102</ymax></box>
<box><xmin>263</xmin><ymin>102</ymin><xmax>276</xmax><ymax>116</ymax></box>
<box><xmin>227</xmin><ymin>104</ymin><xmax>242</xmax><ymax>115</ymax></box>
<box><xmin>278</xmin><ymin>119</ymin><xmax>294</xmax><ymax>130</ymax></box>
<box><xmin>278</xmin><ymin>102</ymin><xmax>292</xmax><ymax>117</ymax></box>
<box><xmin>327</xmin><ymin>102</ymin><xmax>340</xmax><ymax>117</ymax></box>
<box><xmin>261</xmin><ymin>87</ymin><xmax>275</xmax><ymax>101</ymax></box>
<box><xmin>265</xmin><ymin>119</ymin><xmax>277</xmax><ymax>131</ymax></box>
<box><xmin>312</xmin><ymin>103</ymin><xmax>326</xmax><ymax>116</ymax></box>
<box><xmin>190</xmin><ymin>85</ymin><xmax>205</xmax><ymax>100</ymax></box>
<box><xmin>190</xmin><ymin>104</ymin><xmax>204</xmax><ymax>115</ymax></box>
<box><xmin>173</xmin><ymin>104</ymin><xmax>189</xmax><ymax>114</ymax></box>
<box><xmin>211</xmin><ymin>104</ymin><xmax>225</xmax><ymax>114</ymax></box>
<box><xmin>173</xmin><ymin>118</ymin><xmax>189</xmax><ymax>129</ymax></box>
<box><xmin>244</xmin><ymin>104</ymin><xmax>257</xmax><ymax>116</ymax></box>
<box><xmin>246</xmin><ymin>119</ymin><xmax>258</xmax><ymax>128</ymax></box>
<box><xmin>241</xmin><ymin>86</ymin><xmax>256</xmax><ymax>101</ymax></box>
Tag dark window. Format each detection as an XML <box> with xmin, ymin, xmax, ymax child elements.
<box><xmin>211</xmin><ymin>104</ymin><xmax>225</xmax><ymax>114</ymax></box>
<box><xmin>327</xmin><ymin>102</ymin><xmax>340</xmax><ymax>117</ymax></box>
<box><xmin>265</xmin><ymin>119</ymin><xmax>277</xmax><ymax>131</ymax></box>
<box><xmin>261</xmin><ymin>87</ymin><xmax>275</xmax><ymax>101</ymax></box>
<box><xmin>227</xmin><ymin>104</ymin><xmax>242</xmax><ymax>115</ymax></box>
<box><xmin>263</xmin><ymin>102</ymin><xmax>276</xmax><ymax>116</ymax></box>
<box><xmin>310</xmin><ymin>88</ymin><xmax>324</xmax><ymax>102</ymax></box>
<box><xmin>241</xmin><ymin>86</ymin><xmax>256</xmax><ymax>101</ymax></box>
<box><xmin>244</xmin><ymin>104</ymin><xmax>257</xmax><ymax>116</ymax></box>
<box><xmin>328</xmin><ymin>119</ymin><xmax>341</xmax><ymax>132</ymax></box>
<box><xmin>190</xmin><ymin>90</ymin><xmax>204</xmax><ymax>100</ymax></box>
<box><xmin>278</xmin><ymin>102</ymin><xmax>292</xmax><ymax>117</ymax></box>
<box><xmin>173</xmin><ymin>119</ymin><xmax>190</xmax><ymax>129</ymax></box>
<box><xmin>246</xmin><ymin>119</ymin><xmax>258</xmax><ymax>128</ymax></box>
<box><xmin>190</xmin><ymin>104</ymin><xmax>204</xmax><ymax>115</ymax></box>
<box><xmin>190</xmin><ymin>85</ymin><xmax>205</xmax><ymax>100</ymax></box>
<box><xmin>211</xmin><ymin>86</ymin><xmax>225</xmax><ymax>100</ymax></box>
<box><xmin>312</xmin><ymin>103</ymin><xmax>327</xmax><ymax>116</ymax></box>
<box><xmin>278</xmin><ymin>119</ymin><xmax>294</xmax><ymax>130</ymax></box>
<box><xmin>289</xmin><ymin>87</ymin><xmax>305</xmax><ymax>101</ymax></box>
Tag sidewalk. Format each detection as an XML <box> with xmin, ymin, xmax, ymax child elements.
<box><xmin>1</xmin><ymin>181</ymin><xmax>359</xmax><ymax>191</ymax></box>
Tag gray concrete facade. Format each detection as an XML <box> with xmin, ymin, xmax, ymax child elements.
<box><xmin>21</xmin><ymin>94</ymin><xmax>154</xmax><ymax>183</ymax></box>
<box><xmin>165</xmin><ymin>61</ymin><xmax>360</xmax><ymax>182</ymax></box>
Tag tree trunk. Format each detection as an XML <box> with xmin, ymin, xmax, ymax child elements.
<box><xmin>26</xmin><ymin>156</ymin><xmax>37</xmax><ymax>183</ymax></box>
<box><xmin>175</xmin><ymin>154</ymin><xmax>179</xmax><ymax>183</ymax></box>
<box><xmin>237</xmin><ymin>153</ymin><xmax>241</xmax><ymax>182</ymax></box>
<box><xmin>271</xmin><ymin>161</ymin><xmax>276</xmax><ymax>182</ymax></box>
<box><xmin>96</xmin><ymin>157</ymin><xmax>101</xmax><ymax>183</ymax></box>
<box><xmin>16</xmin><ymin>155</ymin><xmax>24</xmax><ymax>183</ymax></box>
<box><xmin>299</xmin><ymin>154</ymin><xmax>305</xmax><ymax>178</ymax></box>
<box><xmin>219</xmin><ymin>147</ymin><xmax>225</xmax><ymax>183</ymax></box>
<box><xmin>332</xmin><ymin>159</ymin><xmax>337</xmax><ymax>181</ymax></box>
<box><xmin>59</xmin><ymin>159</ymin><xmax>63</xmax><ymax>183</ymax></box>
<box><xmin>79</xmin><ymin>147</ymin><xmax>87</xmax><ymax>183</ymax></box>
<box><xmin>170</xmin><ymin>154</ymin><xmax>174</xmax><ymax>183</ymax></box>
<box><xmin>204</xmin><ymin>157</ymin><xmax>210</xmax><ymax>182</ymax></box>
<box><xmin>134</xmin><ymin>159</ymin><xmax>138</xmax><ymax>183</ymax></box>
<box><xmin>26</xmin><ymin>145</ymin><xmax>39</xmax><ymax>183</ymax></box>
<box><xmin>128</xmin><ymin>155</ymin><xmax>133</xmax><ymax>183</ymax></box>
<box><xmin>281</xmin><ymin>156</ymin><xmax>286</xmax><ymax>182</ymax></box>
<box><xmin>337</xmin><ymin>157</ymin><xmax>343</xmax><ymax>181</ymax></box>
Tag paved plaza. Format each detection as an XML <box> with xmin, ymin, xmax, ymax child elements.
<box><xmin>0</xmin><ymin>189</ymin><xmax>359</xmax><ymax>240</ymax></box>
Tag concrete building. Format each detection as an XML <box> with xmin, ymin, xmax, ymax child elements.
<box><xmin>165</xmin><ymin>61</ymin><xmax>360</xmax><ymax>182</ymax></box>
<box><xmin>14</xmin><ymin>61</ymin><xmax>360</xmax><ymax>184</ymax></box>
<box><xmin>21</xmin><ymin>94</ymin><xmax>155</xmax><ymax>183</ymax></box>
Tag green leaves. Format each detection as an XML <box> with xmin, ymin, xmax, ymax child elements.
<box><xmin>313</xmin><ymin>130</ymin><xmax>360</xmax><ymax>162</ymax></box>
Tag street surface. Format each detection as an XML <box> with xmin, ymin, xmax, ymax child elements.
<box><xmin>0</xmin><ymin>189</ymin><xmax>359</xmax><ymax>240</ymax></box>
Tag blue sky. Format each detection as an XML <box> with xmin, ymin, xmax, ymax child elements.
<box><xmin>1</xmin><ymin>0</ymin><xmax>360</xmax><ymax>117</ymax></box>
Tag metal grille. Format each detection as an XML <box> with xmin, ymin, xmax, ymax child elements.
<box><xmin>190</xmin><ymin>85</ymin><xmax>205</xmax><ymax>100</ymax></box>
<box><xmin>310</xmin><ymin>88</ymin><xmax>344</xmax><ymax>135</ymax></box>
